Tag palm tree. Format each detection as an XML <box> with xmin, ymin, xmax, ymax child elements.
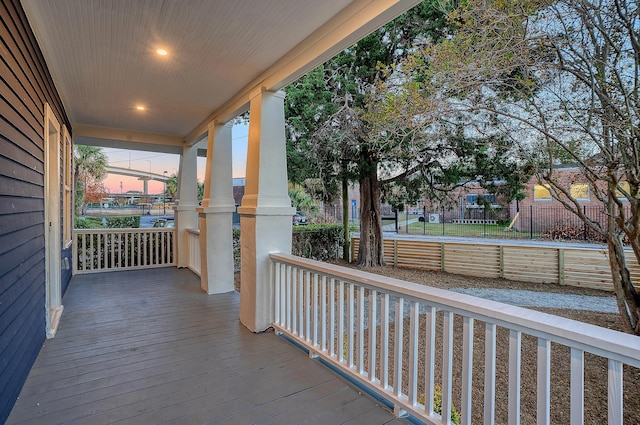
<box><xmin>74</xmin><ymin>145</ymin><xmax>107</xmax><ymax>215</ymax></box>
<box><xmin>288</xmin><ymin>183</ymin><xmax>319</xmax><ymax>215</ymax></box>
<box><xmin>165</xmin><ymin>174</ymin><xmax>178</xmax><ymax>201</ymax></box>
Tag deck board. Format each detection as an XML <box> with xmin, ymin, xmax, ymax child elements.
<box><xmin>7</xmin><ymin>268</ymin><xmax>406</xmax><ymax>425</ymax></box>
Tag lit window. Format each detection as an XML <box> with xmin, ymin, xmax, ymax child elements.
<box><xmin>616</xmin><ymin>182</ymin><xmax>630</xmax><ymax>199</ymax></box>
<box><xmin>534</xmin><ymin>184</ymin><xmax>551</xmax><ymax>201</ymax></box>
<box><xmin>570</xmin><ymin>183</ymin><xmax>589</xmax><ymax>200</ymax></box>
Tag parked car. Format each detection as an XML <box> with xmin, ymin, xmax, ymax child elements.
<box><xmin>292</xmin><ymin>213</ymin><xmax>308</xmax><ymax>225</ymax></box>
<box><xmin>152</xmin><ymin>218</ymin><xmax>175</xmax><ymax>228</ymax></box>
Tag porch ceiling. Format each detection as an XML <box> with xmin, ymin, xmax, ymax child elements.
<box><xmin>21</xmin><ymin>0</ymin><xmax>420</xmax><ymax>151</ymax></box>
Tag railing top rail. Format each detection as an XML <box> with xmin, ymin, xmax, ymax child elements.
<box><xmin>270</xmin><ymin>253</ymin><xmax>640</xmax><ymax>366</ymax></box>
<box><xmin>74</xmin><ymin>228</ymin><xmax>175</xmax><ymax>234</ymax></box>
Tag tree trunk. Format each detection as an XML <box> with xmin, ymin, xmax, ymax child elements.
<box><xmin>341</xmin><ymin>176</ymin><xmax>350</xmax><ymax>262</ymax></box>
<box><xmin>356</xmin><ymin>160</ymin><xmax>384</xmax><ymax>267</ymax></box>
<box><xmin>605</xmin><ymin>195</ymin><xmax>640</xmax><ymax>335</ymax></box>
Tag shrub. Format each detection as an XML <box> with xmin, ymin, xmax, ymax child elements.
<box><xmin>292</xmin><ymin>224</ymin><xmax>344</xmax><ymax>261</ymax></box>
<box><xmin>74</xmin><ymin>217</ymin><xmax>104</xmax><ymax>229</ymax></box>
<box><xmin>105</xmin><ymin>216</ymin><xmax>141</xmax><ymax>228</ymax></box>
<box><xmin>230</xmin><ymin>224</ymin><xmax>346</xmax><ymax>267</ymax></box>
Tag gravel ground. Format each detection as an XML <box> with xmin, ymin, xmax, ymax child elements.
<box><xmin>448</xmin><ymin>288</ymin><xmax>618</xmax><ymax>313</ymax></box>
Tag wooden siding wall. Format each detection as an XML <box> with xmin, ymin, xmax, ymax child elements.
<box><xmin>0</xmin><ymin>1</ymin><xmax>71</xmax><ymax>422</ymax></box>
<box><xmin>352</xmin><ymin>237</ymin><xmax>640</xmax><ymax>292</ymax></box>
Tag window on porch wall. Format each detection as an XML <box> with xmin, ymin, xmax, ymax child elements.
<box><xmin>63</xmin><ymin>127</ymin><xmax>72</xmax><ymax>246</ymax></box>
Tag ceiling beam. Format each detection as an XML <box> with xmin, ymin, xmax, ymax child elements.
<box><xmin>74</xmin><ymin>125</ymin><xmax>185</xmax><ymax>154</ymax></box>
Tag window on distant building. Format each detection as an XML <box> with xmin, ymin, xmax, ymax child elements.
<box><xmin>467</xmin><ymin>194</ymin><xmax>495</xmax><ymax>205</ymax></box>
<box><xmin>570</xmin><ymin>183</ymin><xmax>589</xmax><ymax>200</ymax></box>
<box><xmin>534</xmin><ymin>184</ymin><xmax>551</xmax><ymax>201</ymax></box>
<box><xmin>616</xmin><ymin>182</ymin><xmax>630</xmax><ymax>200</ymax></box>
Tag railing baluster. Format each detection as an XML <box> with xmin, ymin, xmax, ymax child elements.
<box><xmin>292</xmin><ymin>266</ymin><xmax>298</xmax><ymax>334</ymax></box>
<box><xmin>274</xmin><ymin>262</ymin><xmax>281</xmax><ymax>326</ymax></box>
<box><xmin>158</xmin><ymin>232</ymin><xmax>167</xmax><ymax>264</ymax></box>
<box><xmin>94</xmin><ymin>233</ymin><xmax>99</xmax><ymax>270</ymax></box>
<box><xmin>571</xmin><ymin>348</ymin><xmax>585</xmax><ymax>425</ymax></box>
<box><xmin>278</xmin><ymin>263</ymin><xmax>287</xmax><ymax>327</ymax></box>
<box><xmin>393</xmin><ymin>297</ymin><xmax>404</xmax><ymax>398</ymax></box>
<box><xmin>442</xmin><ymin>311</ymin><xmax>454</xmax><ymax>424</ymax></box>
<box><xmin>154</xmin><ymin>231</ymin><xmax>159</xmax><ymax>265</ymax></box>
<box><xmin>537</xmin><ymin>338</ymin><xmax>551</xmax><ymax>425</ymax></box>
<box><xmin>368</xmin><ymin>289</ymin><xmax>377</xmax><ymax>382</ymax></box>
<box><xmin>408</xmin><ymin>301</ymin><xmax>419</xmax><ymax>406</ymax></box>
<box><xmin>347</xmin><ymin>283</ymin><xmax>355</xmax><ymax>368</ymax></box>
<box><xmin>299</xmin><ymin>269</ymin><xmax>305</xmax><ymax>338</ymax></box>
<box><xmin>357</xmin><ymin>286</ymin><xmax>365</xmax><ymax>374</ymax></box>
<box><xmin>122</xmin><ymin>232</ymin><xmax>127</xmax><ymax>267</ymax></box>
<box><xmin>381</xmin><ymin>293</ymin><xmax>390</xmax><ymax>389</ymax></box>
<box><xmin>304</xmin><ymin>271</ymin><xmax>310</xmax><ymax>341</ymax></box>
<box><xmin>111</xmin><ymin>233</ymin><xmax>116</xmax><ymax>267</ymax></box>
<box><xmin>462</xmin><ymin>316</ymin><xmax>474</xmax><ymax>425</ymax></box>
<box><xmin>81</xmin><ymin>233</ymin><xmax>87</xmax><ymax>271</ymax></box>
<box><xmin>484</xmin><ymin>323</ymin><xmax>497</xmax><ymax>425</ymax></box>
<box><xmin>143</xmin><ymin>231</ymin><xmax>147</xmax><ymax>266</ymax></box>
<box><xmin>425</xmin><ymin>305</ymin><xmax>436</xmax><ymax>415</ymax></box>
<box><xmin>329</xmin><ymin>278</ymin><xmax>336</xmax><ymax>358</ymax></box>
<box><xmin>338</xmin><ymin>280</ymin><xmax>345</xmax><ymax>363</ymax></box>
<box><xmin>509</xmin><ymin>329</ymin><xmax>522</xmax><ymax>425</ymax></box>
<box><xmin>321</xmin><ymin>275</ymin><xmax>327</xmax><ymax>352</ymax></box>
<box><xmin>312</xmin><ymin>273</ymin><xmax>318</xmax><ymax>347</ymax></box>
<box><xmin>608</xmin><ymin>359</ymin><xmax>623</xmax><ymax>425</ymax></box>
<box><xmin>284</xmin><ymin>265</ymin><xmax>291</xmax><ymax>331</ymax></box>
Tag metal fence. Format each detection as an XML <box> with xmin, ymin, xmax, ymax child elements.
<box><xmin>390</xmin><ymin>204</ymin><xmax>631</xmax><ymax>243</ymax></box>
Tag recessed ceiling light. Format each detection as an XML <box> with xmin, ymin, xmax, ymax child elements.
<box><xmin>136</xmin><ymin>105</ymin><xmax>146</xmax><ymax>111</ymax></box>
<box><xmin>157</xmin><ymin>49</ymin><xmax>168</xmax><ymax>56</ymax></box>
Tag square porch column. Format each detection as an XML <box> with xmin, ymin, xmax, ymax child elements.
<box><xmin>238</xmin><ymin>89</ymin><xmax>295</xmax><ymax>332</ymax></box>
<box><xmin>197</xmin><ymin>122</ymin><xmax>235</xmax><ymax>294</ymax></box>
<box><xmin>174</xmin><ymin>143</ymin><xmax>199</xmax><ymax>268</ymax></box>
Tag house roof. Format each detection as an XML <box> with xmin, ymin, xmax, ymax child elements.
<box><xmin>22</xmin><ymin>0</ymin><xmax>421</xmax><ymax>153</ymax></box>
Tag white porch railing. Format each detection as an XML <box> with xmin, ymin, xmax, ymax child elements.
<box><xmin>186</xmin><ymin>228</ymin><xmax>201</xmax><ymax>276</ymax></box>
<box><xmin>74</xmin><ymin>228</ymin><xmax>175</xmax><ymax>274</ymax></box>
<box><xmin>270</xmin><ymin>253</ymin><xmax>640</xmax><ymax>425</ymax></box>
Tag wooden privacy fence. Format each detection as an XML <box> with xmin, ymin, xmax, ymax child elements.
<box><xmin>352</xmin><ymin>237</ymin><xmax>639</xmax><ymax>291</ymax></box>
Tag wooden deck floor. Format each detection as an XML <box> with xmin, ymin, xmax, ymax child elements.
<box><xmin>7</xmin><ymin>268</ymin><xmax>408</xmax><ymax>425</ymax></box>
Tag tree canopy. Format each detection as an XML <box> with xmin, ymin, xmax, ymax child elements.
<box><xmin>285</xmin><ymin>0</ymin><xmax>528</xmax><ymax>266</ymax></box>
<box><xmin>401</xmin><ymin>0</ymin><xmax>640</xmax><ymax>333</ymax></box>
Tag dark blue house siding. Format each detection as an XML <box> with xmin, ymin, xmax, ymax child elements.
<box><xmin>0</xmin><ymin>0</ymin><xmax>72</xmax><ymax>422</ymax></box>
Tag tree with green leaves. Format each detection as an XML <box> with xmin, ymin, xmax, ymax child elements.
<box><xmin>407</xmin><ymin>0</ymin><xmax>640</xmax><ymax>333</ymax></box>
<box><xmin>74</xmin><ymin>145</ymin><xmax>107</xmax><ymax>216</ymax></box>
<box><xmin>285</xmin><ymin>1</ymin><xmax>455</xmax><ymax>265</ymax></box>
<box><xmin>286</xmin><ymin>1</ymin><xmax>527</xmax><ymax>266</ymax></box>
<box><xmin>165</xmin><ymin>173</ymin><xmax>178</xmax><ymax>200</ymax></box>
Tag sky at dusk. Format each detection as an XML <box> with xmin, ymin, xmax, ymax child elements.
<box><xmin>102</xmin><ymin>123</ymin><xmax>249</xmax><ymax>194</ymax></box>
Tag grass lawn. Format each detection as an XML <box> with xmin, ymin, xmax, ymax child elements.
<box><xmin>403</xmin><ymin>221</ymin><xmax>542</xmax><ymax>239</ymax></box>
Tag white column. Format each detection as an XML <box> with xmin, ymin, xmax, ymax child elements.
<box><xmin>238</xmin><ymin>89</ymin><xmax>295</xmax><ymax>332</ymax></box>
<box><xmin>174</xmin><ymin>142</ymin><xmax>199</xmax><ymax>268</ymax></box>
<box><xmin>197</xmin><ymin>122</ymin><xmax>235</xmax><ymax>294</ymax></box>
